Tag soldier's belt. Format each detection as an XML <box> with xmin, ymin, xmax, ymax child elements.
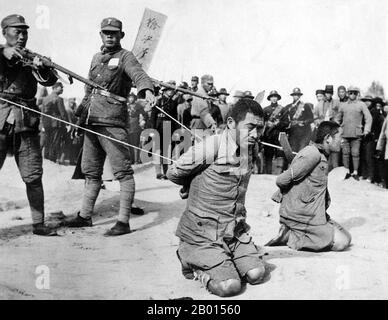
<box><xmin>92</xmin><ymin>89</ymin><xmax>127</xmax><ymax>103</ymax></box>
<box><xmin>0</xmin><ymin>92</ymin><xmax>36</xmax><ymax>105</ymax></box>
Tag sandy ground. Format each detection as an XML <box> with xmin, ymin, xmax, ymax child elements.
<box><xmin>1</xmin><ymin>157</ymin><xmax>388</xmax><ymax>300</ymax></box>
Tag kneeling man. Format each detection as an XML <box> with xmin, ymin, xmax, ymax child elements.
<box><xmin>267</xmin><ymin>121</ymin><xmax>351</xmax><ymax>251</ymax></box>
<box><xmin>167</xmin><ymin>99</ymin><xmax>266</xmax><ymax>297</ymax></box>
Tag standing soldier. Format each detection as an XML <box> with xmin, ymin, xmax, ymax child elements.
<box><xmin>190</xmin><ymin>74</ymin><xmax>217</xmax><ymax>138</ymax></box>
<box><xmin>284</xmin><ymin>88</ymin><xmax>314</xmax><ymax>153</ymax></box>
<box><xmin>262</xmin><ymin>90</ymin><xmax>288</xmax><ymax>174</ymax></box>
<box><xmin>64</xmin><ymin>17</ymin><xmax>155</xmax><ymax>236</ymax></box>
<box><xmin>0</xmin><ymin>14</ymin><xmax>58</xmax><ymax>236</ymax></box>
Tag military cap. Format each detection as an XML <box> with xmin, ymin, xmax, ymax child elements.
<box><xmin>315</xmin><ymin>89</ymin><xmax>326</xmax><ymax>95</ymax></box>
<box><xmin>1</xmin><ymin>14</ymin><xmax>29</xmax><ymax>29</ymax></box>
<box><xmin>244</xmin><ymin>91</ymin><xmax>254</xmax><ymax>99</ymax></box>
<box><xmin>325</xmin><ymin>85</ymin><xmax>334</xmax><ymax>94</ymax></box>
<box><xmin>361</xmin><ymin>95</ymin><xmax>373</xmax><ymax>102</ymax></box>
<box><xmin>347</xmin><ymin>86</ymin><xmax>360</xmax><ymax>93</ymax></box>
<box><xmin>191</xmin><ymin>76</ymin><xmax>199</xmax><ymax>81</ymax></box>
<box><xmin>218</xmin><ymin>88</ymin><xmax>229</xmax><ymax>96</ymax></box>
<box><xmin>290</xmin><ymin>87</ymin><xmax>303</xmax><ymax>96</ymax></box>
<box><xmin>101</xmin><ymin>17</ymin><xmax>122</xmax><ymax>31</ymax></box>
<box><xmin>267</xmin><ymin>90</ymin><xmax>281</xmax><ymax>101</ymax></box>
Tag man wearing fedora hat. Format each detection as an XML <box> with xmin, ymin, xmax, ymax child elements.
<box><xmin>284</xmin><ymin>88</ymin><xmax>314</xmax><ymax>153</ymax></box>
<box><xmin>232</xmin><ymin>90</ymin><xmax>245</xmax><ymax>104</ymax></box>
<box><xmin>243</xmin><ymin>91</ymin><xmax>254</xmax><ymax>100</ymax></box>
<box><xmin>64</xmin><ymin>17</ymin><xmax>156</xmax><ymax>236</ymax></box>
<box><xmin>262</xmin><ymin>90</ymin><xmax>288</xmax><ymax>174</ymax></box>
<box><xmin>335</xmin><ymin>86</ymin><xmax>372</xmax><ymax>180</ymax></box>
<box><xmin>0</xmin><ymin>14</ymin><xmax>59</xmax><ymax>236</ymax></box>
<box><xmin>215</xmin><ymin>88</ymin><xmax>231</xmax><ymax>124</ymax></box>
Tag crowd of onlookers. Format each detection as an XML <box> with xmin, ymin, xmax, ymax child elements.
<box><xmin>36</xmin><ymin>76</ymin><xmax>388</xmax><ymax>189</ymax></box>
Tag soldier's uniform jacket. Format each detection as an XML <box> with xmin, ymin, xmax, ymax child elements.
<box><xmin>167</xmin><ymin>129</ymin><xmax>253</xmax><ymax>245</ymax></box>
<box><xmin>41</xmin><ymin>92</ymin><xmax>68</xmax><ymax>129</ymax></box>
<box><xmin>335</xmin><ymin>99</ymin><xmax>372</xmax><ymax>138</ymax></box>
<box><xmin>190</xmin><ymin>86</ymin><xmax>216</xmax><ymax>130</ymax></box>
<box><xmin>273</xmin><ymin>143</ymin><xmax>331</xmax><ymax>226</ymax></box>
<box><xmin>0</xmin><ymin>45</ymin><xmax>57</xmax><ymax>133</ymax></box>
<box><xmin>285</xmin><ymin>100</ymin><xmax>314</xmax><ymax>128</ymax></box>
<box><xmin>263</xmin><ymin>103</ymin><xmax>288</xmax><ymax>141</ymax></box>
<box><xmin>81</xmin><ymin>45</ymin><xmax>154</xmax><ymax>128</ymax></box>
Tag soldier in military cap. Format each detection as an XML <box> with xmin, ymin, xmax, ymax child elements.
<box><xmin>189</xmin><ymin>74</ymin><xmax>217</xmax><ymax>137</ymax></box>
<box><xmin>64</xmin><ymin>17</ymin><xmax>156</xmax><ymax>236</ymax></box>
<box><xmin>0</xmin><ymin>14</ymin><xmax>59</xmax><ymax>236</ymax></box>
<box><xmin>262</xmin><ymin>90</ymin><xmax>288</xmax><ymax>174</ymax></box>
<box><xmin>283</xmin><ymin>88</ymin><xmax>314</xmax><ymax>153</ymax></box>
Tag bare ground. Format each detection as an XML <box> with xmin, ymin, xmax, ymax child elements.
<box><xmin>1</xmin><ymin>157</ymin><xmax>388</xmax><ymax>300</ymax></box>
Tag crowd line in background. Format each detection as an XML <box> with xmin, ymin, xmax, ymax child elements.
<box><xmin>36</xmin><ymin>75</ymin><xmax>388</xmax><ymax>189</ymax></box>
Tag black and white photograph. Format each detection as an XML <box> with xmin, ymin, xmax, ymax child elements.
<box><xmin>0</xmin><ymin>0</ymin><xmax>388</xmax><ymax>304</ymax></box>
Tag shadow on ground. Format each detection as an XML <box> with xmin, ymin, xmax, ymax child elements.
<box><xmin>0</xmin><ymin>195</ymin><xmax>185</xmax><ymax>241</ymax></box>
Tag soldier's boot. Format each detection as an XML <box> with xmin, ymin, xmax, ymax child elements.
<box><xmin>265</xmin><ymin>223</ymin><xmax>290</xmax><ymax>246</ymax></box>
<box><xmin>26</xmin><ymin>179</ymin><xmax>57</xmax><ymax>236</ymax></box>
<box><xmin>105</xmin><ymin>177</ymin><xmax>135</xmax><ymax>236</ymax></box>
<box><xmin>104</xmin><ymin>221</ymin><xmax>131</xmax><ymax>237</ymax></box>
<box><xmin>64</xmin><ymin>211</ymin><xmax>93</xmax><ymax>227</ymax></box>
<box><xmin>64</xmin><ymin>179</ymin><xmax>101</xmax><ymax>227</ymax></box>
<box><xmin>33</xmin><ymin>223</ymin><xmax>58</xmax><ymax>236</ymax></box>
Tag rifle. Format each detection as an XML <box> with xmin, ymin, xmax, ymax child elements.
<box><xmin>19</xmin><ymin>48</ymin><xmax>106</xmax><ymax>91</ymax></box>
<box><xmin>18</xmin><ymin>48</ymin><xmax>218</xmax><ymax>103</ymax></box>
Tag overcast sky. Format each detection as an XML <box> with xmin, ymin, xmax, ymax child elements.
<box><xmin>3</xmin><ymin>0</ymin><xmax>388</xmax><ymax>104</ymax></box>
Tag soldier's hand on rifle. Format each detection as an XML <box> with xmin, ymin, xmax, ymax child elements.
<box><xmin>2</xmin><ymin>47</ymin><xmax>23</xmax><ymax>60</ymax></box>
<box><xmin>145</xmin><ymin>89</ymin><xmax>156</xmax><ymax>107</ymax></box>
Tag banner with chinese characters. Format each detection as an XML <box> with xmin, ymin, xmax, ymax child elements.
<box><xmin>132</xmin><ymin>8</ymin><xmax>167</xmax><ymax>72</ymax></box>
